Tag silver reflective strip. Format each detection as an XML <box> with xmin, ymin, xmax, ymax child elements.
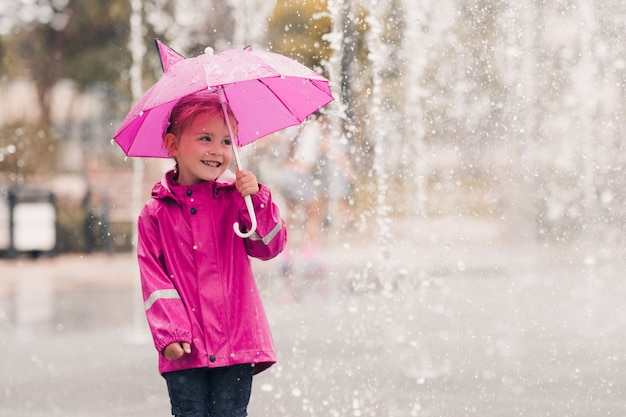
<box><xmin>250</xmin><ymin>221</ymin><xmax>283</xmax><ymax>245</ymax></box>
<box><xmin>144</xmin><ymin>289</ymin><xmax>181</xmax><ymax>311</ymax></box>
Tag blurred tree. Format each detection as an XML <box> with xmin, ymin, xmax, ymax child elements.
<box><xmin>0</xmin><ymin>0</ymin><xmax>133</xmax><ymax>185</ymax></box>
<box><xmin>1</xmin><ymin>0</ymin><xmax>131</xmax><ymax>129</ymax></box>
<box><xmin>16</xmin><ymin>1</ymin><xmax>74</xmax><ymax>129</ymax></box>
<box><xmin>267</xmin><ymin>0</ymin><xmax>332</xmax><ymax>72</ymax></box>
<box><xmin>62</xmin><ymin>1</ymin><xmax>131</xmax><ymax>90</ymax></box>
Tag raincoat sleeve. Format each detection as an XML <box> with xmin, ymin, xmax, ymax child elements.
<box><xmin>137</xmin><ymin>203</ymin><xmax>193</xmax><ymax>354</ymax></box>
<box><xmin>242</xmin><ymin>183</ymin><xmax>287</xmax><ymax>260</ymax></box>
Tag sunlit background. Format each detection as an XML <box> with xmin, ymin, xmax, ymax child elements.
<box><xmin>1</xmin><ymin>1</ymin><xmax>626</xmax><ymax>416</ymax></box>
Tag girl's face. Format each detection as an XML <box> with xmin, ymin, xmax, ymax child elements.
<box><xmin>165</xmin><ymin>112</ymin><xmax>233</xmax><ymax>185</ymax></box>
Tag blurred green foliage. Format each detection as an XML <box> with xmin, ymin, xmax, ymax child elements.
<box><xmin>61</xmin><ymin>1</ymin><xmax>132</xmax><ymax>90</ymax></box>
<box><xmin>0</xmin><ymin>0</ymin><xmax>132</xmax><ymax>127</ymax></box>
<box><xmin>268</xmin><ymin>0</ymin><xmax>332</xmax><ymax>72</ymax></box>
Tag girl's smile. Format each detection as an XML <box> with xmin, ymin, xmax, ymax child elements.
<box><xmin>165</xmin><ymin>112</ymin><xmax>234</xmax><ymax>185</ymax></box>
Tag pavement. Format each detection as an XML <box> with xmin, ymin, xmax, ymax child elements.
<box><xmin>1</xmin><ymin>217</ymin><xmax>626</xmax><ymax>416</ymax></box>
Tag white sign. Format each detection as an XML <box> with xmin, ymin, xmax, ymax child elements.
<box><xmin>13</xmin><ymin>202</ymin><xmax>56</xmax><ymax>252</ymax></box>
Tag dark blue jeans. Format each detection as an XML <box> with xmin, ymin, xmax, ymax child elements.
<box><xmin>163</xmin><ymin>365</ymin><xmax>254</xmax><ymax>417</ymax></box>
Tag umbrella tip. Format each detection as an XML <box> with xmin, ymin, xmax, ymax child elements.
<box><xmin>204</xmin><ymin>46</ymin><xmax>214</xmax><ymax>55</ymax></box>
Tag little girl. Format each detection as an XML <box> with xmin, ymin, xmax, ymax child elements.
<box><xmin>137</xmin><ymin>91</ymin><xmax>287</xmax><ymax>417</ymax></box>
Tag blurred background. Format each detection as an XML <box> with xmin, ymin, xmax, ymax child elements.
<box><xmin>1</xmin><ymin>1</ymin><xmax>626</xmax><ymax>416</ymax></box>
<box><xmin>1</xmin><ymin>0</ymin><xmax>624</xmax><ymax>258</ymax></box>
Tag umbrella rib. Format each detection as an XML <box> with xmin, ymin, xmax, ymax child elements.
<box><xmin>255</xmin><ymin>79</ymin><xmax>298</xmax><ymax>120</ymax></box>
<box><xmin>254</xmin><ymin>77</ymin><xmax>326</xmax><ymax>122</ymax></box>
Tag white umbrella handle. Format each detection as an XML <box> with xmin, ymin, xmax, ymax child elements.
<box><xmin>234</xmin><ymin>195</ymin><xmax>257</xmax><ymax>238</ymax></box>
<box><xmin>217</xmin><ymin>87</ymin><xmax>257</xmax><ymax>238</ymax></box>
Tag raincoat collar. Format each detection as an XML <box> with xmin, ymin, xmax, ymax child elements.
<box><xmin>152</xmin><ymin>169</ymin><xmax>236</xmax><ymax>203</ymax></box>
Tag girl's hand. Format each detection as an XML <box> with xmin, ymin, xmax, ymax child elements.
<box><xmin>235</xmin><ymin>168</ymin><xmax>260</xmax><ymax>197</ymax></box>
<box><xmin>163</xmin><ymin>342</ymin><xmax>192</xmax><ymax>360</ymax></box>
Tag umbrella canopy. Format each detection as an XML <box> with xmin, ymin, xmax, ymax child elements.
<box><xmin>113</xmin><ymin>40</ymin><xmax>334</xmax><ymax>237</ymax></box>
<box><xmin>113</xmin><ymin>40</ymin><xmax>334</xmax><ymax>158</ymax></box>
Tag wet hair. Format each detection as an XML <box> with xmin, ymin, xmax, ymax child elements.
<box><xmin>165</xmin><ymin>91</ymin><xmax>238</xmax><ymax>139</ymax></box>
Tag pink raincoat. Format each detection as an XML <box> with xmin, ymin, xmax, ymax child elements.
<box><xmin>137</xmin><ymin>169</ymin><xmax>287</xmax><ymax>375</ymax></box>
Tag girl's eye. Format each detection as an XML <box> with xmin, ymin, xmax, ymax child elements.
<box><xmin>200</xmin><ymin>136</ymin><xmax>212</xmax><ymax>142</ymax></box>
<box><xmin>222</xmin><ymin>138</ymin><xmax>232</xmax><ymax>146</ymax></box>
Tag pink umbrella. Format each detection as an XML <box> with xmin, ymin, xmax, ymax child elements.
<box><xmin>113</xmin><ymin>40</ymin><xmax>334</xmax><ymax>237</ymax></box>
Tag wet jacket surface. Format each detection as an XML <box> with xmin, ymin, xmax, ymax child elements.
<box><xmin>137</xmin><ymin>169</ymin><xmax>287</xmax><ymax>375</ymax></box>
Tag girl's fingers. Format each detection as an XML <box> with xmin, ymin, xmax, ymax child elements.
<box><xmin>236</xmin><ymin>170</ymin><xmax>259</xmax><ymax>197</ymax></box>
<box><xmin>164</xmin><ymin>342</ymin><xmax>191</xmax><ymax>360</ymax></box>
